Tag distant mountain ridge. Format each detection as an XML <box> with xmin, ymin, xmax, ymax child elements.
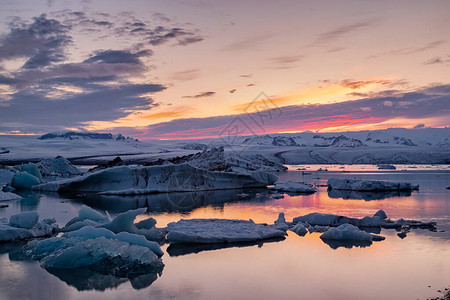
<box><xmin>38</xmin><ymin>132</ymin><xmax>139</xmax><ymax>142</ymax></box>
<box><xmin>237</xmin><ymin>128</ymin><xmax>449</xmax><ymax>148</ymax></box>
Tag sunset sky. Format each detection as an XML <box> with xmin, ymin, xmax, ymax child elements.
<box><xmin>0</xmin><ymin>0</ymin><xmax>448</xmax><ymax>139</ymax></box>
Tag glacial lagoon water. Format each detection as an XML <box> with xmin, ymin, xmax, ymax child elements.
<box><xmin>0</xmin><ymin>165</ymin><xmax>449</xmax><ymax>300</ymax></box>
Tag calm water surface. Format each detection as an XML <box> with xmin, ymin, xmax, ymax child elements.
<box><xmin>0</xmin><ymin>165</ymin><xmax>449</xmax><ymax>300</ymax></box>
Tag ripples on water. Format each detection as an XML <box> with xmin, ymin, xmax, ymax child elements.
<box><xmin>0</xmin><ymin>165</ymin><xmax>449</xmax><ymax>300</ymax></box>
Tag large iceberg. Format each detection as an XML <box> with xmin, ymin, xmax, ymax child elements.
<box><xmin>166</xmin><ymin>218</ymin><xmax>287</xmax><ymax>244</ymax></box>
<box><xmin>327</xmin><ymin>178</ymin><xmax>419</xmax><ymax>191</ymax></box>
<box><xmin>26</xmin><ymin>226</ymin><xmax>164</xmax><ymax>276</ymax></box>
<box><xmin>0</xmin><ymin>212</ymin><xmax>57</xmax><ymax>242</ymax></box>
<box><xmin>269</xmin><ymin>181</ymin><xmax>316</xmax><ymax>193</ymax></box>
<box><xmin>37</xmin><ymin>156</ymin><xmax>81</xmax><ymax>176</ymax></box>
<box><xmin>34</xmin><ymin>163</ymin><xmax>277</xmax><ymax>194</ymax></box>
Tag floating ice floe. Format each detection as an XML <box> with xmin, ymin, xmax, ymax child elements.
<box><xmin>0</xmin><ymin>212</ymin><xmax>57</xmax><ymax>242</ymax></box>
<box><xmin>166</xmin><ymin>218</ymin><xmax>287</xmax><ymax>244</ymax></box>
<box><xmin>63</xmin><ymin>206</ymin><xmax>166</xmax><ymax>241</ymax></box>
<box><xmin>34</xmin><ymin>163</ymin><xmax>277</xmax><ymax>194</ymax></box>
<box><xmin>320</xmin><ymin>224</ymin><xmax>385</xmax><ymax>242</ymax></box>
<box><xmin>293</xmin><ymin>212</ymin><xmax>381</xmax><ymax>227</ymax></box>
<box><xmin>327</xmin><ymin>178</ymin><xmax>419</xmax><ymax>191</ymax></box>
<box><xmin>37</xmin><ymin>156</ymin><xmax>81</xmax><ymax>176</ymax></box>
<box><xmin>269</xmin><ymin>181</ymin><xmax>316</xmax><ymax>193</ymax></box>
<box><xmin>0</xmin><ymin>191</ymin><xmax>22</xmax><ymax>201</ymax></box>
<box><xmin>293</xmin><ymin>209</ymin><xmax>437</xmax><ymax>233</ymax></box>
<box><xmin>26</xmin><ymin>226</ymin><xmax>164</xmax><ymax>275</ymax></box>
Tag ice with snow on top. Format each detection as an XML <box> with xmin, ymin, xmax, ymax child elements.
<box><xmin>270</xmin><ymin>181</ymin><xmax>316</xmax><ymax>193</ymax></box>
<box><xmin>34</xmin><ymin>163</ymin><xmax>277</xmax><ymax>194</ymax></box>
<box><xmin>166</xmin><ymin>218</ymin><xmax>287</xmax><ymax>244</ymax></box>
<box><xmin>26</xmin><ymin>226</ymin><xmax>164</xmax><ymax>274</ymax></box>
<box><xmin>320</xmin><ymin>224</ymin><xmax>385</xmax><ymax>242</ymax></box>
<box><xmin>37</xmin><ymin>156</ymin><xmax>81</xmax><ymax>176</ymax></box>
<box><xmin>0</xmin><ymin>213</ymin><xmax>57</xmax><ymax>242</ymax></box>
<box><xmin>327</xmin><ymin>178</ymin><xmax>419</xmax><ymax>191</ymax></box>
<box><xmin>0</xmin><ymin>191</ymin><xmax>22</xmax><ymax>201</ymax></box>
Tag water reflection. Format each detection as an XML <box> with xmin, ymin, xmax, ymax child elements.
<box><xmin>11</xmin><ymin>190</ymin><xmax>41</xmax><ymax>211</ymax></box>
<box><xmin>327</xmin><ymin>189</ymin><xmax>412</xmax><ymax>201</ymax></box>
<box><xmin>321</xmin><ymin>239</ymin><xmax>373</xmax><ymax>250</ymax></box>
<box><xmin>46</xmin><ymin>268</ymin><xmax>162</xmax><ymax>291</ymax></box>
<box><xmin>166</xmin><ymin>237</ymin><xmax>285</xmax><ymax>257</ymax></box>
<box><xmin>0</xmin><ymin>241</ymin><xmax>164</xmax><ymax>292</ymax></box>
<box><xmin>61</xmin><ymin>188</ymin><xmax>272</xmax><ymax>214</ymax></box>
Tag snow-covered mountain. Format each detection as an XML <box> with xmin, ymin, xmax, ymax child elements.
<box><xmin>38</xmin><ymin>132</ymin><xmax>139</xmax><ymax>142</ymax></box>
<box><xmin>232</xmin><ymin>128</ymin><xmax>449</xmax><ymax>148</ymax></box>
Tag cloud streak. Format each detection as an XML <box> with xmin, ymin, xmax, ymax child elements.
<box><xmin>182</xmin><ymin>91</ymin><xmax>216</xmax><ymax>99</ymax></box>
<box><xmin>112</xmin><ymin>85</ymin><xmax>450</xmax><ymax>139</ymax></box>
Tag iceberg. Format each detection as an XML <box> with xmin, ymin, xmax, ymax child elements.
<box><xmin>34</xmin><ymin>163</ymin><xmax>277</xmax><ymax>194</ymax></box>
<box><xmin>320</xmin><ymin>224</ymin><xmax>385</xmax><ymax>244</ymax></box>
<box><xmin>9</xmin><ymin>211</ymin><xmax>39</xmax><ymax>229</ymax></box>
<box><xmin>0</xmin><ymin>191</ymin><xmax>22</xmax><ymax>201</ymax></box>
<box><xmin>327</xmin><ymin>178</ymin><xmax>419</xmax><ymax>191</ymax></box>
<box><xmin>63</xmin><ymin>207</ymin><xmax>166</xmax><ymax>241</ymax></box>
<box><xmin>0</xmin><ymin>213</ymin><xmax>57</xmax><ymax>242</ymax></box>
<box><xmin>20</xmin><ymin>164</ymin><xmax>44</xmax><ymax>183</ymax></box>
<box><xmin>11</xmin><ymin>172</ymin><xmax>41</xmax><ymax>189</ymax></box>
<box><xmin>374</xmin><ymin>209</ymin><xmax>388</xmax><ymax>220</ymax></box>
<box><xmin>291</xmin><ymin>222</ymin><xmax>308</xmax><ymax>236</ymax></box>
<box><xmin>0</xmin><ymin>169</ymin><xmax>14</xmax><ymax>186</ymax></box>
<box><xmin>166</xmin><ymin>218</ymin><xmax>287</xmax><ymax>244</ymax></box>
<box><xmin>273</xmin><ymin>212</ymin><xmax>289</xmax><ymax>231</ymax></box>
<box><xmin>293</xmin><ymin>212</ymin><xmax>381</xmax><ymax>227</ymax></box>
<box><xmin>37</xmin><ymin>156</ymin><xmax>81</xmax><ymax>176</ymax></box>
<box><xmin>269</xmin><ymin>181</ymin><xmax>316</xmax><ymax>193</ymax></box>
<box><xmin>26</xmin><ymin>225</ymin><xmax>164</xmax><ymax>276</ymax></box>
